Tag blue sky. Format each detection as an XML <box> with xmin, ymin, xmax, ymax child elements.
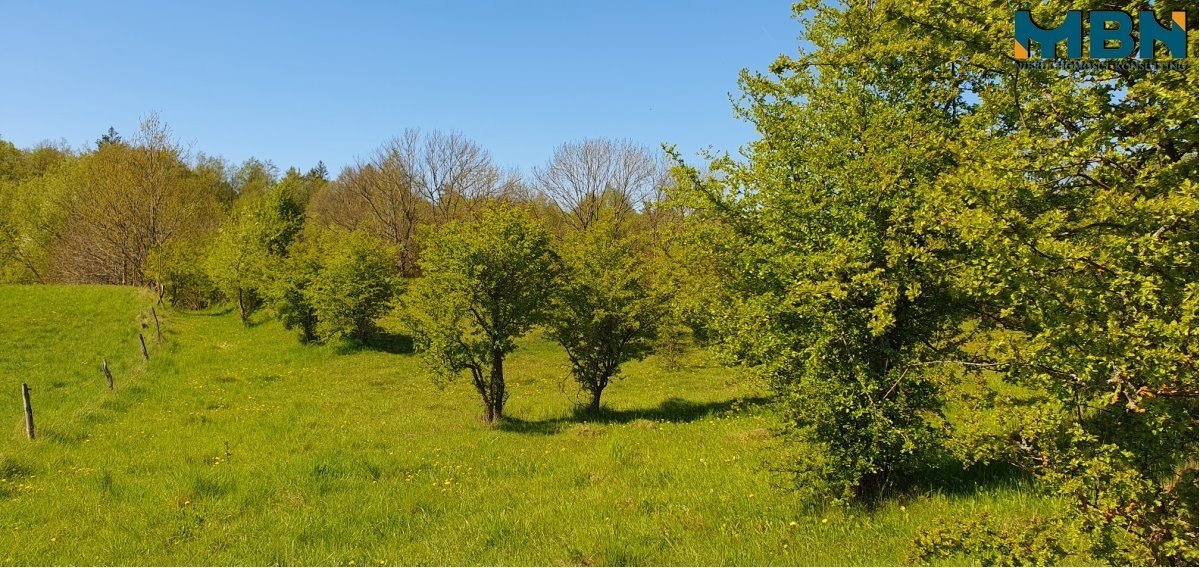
<box><xmin>0</xmin><ymin>1</ymin><xmax>802</xmax><ymax>174</ymax></box>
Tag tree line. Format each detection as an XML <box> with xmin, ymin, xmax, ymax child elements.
<box><xmin>0</xmin><ymin>119</ymin><xmax>682</xmax><ymax>424</ymax></box>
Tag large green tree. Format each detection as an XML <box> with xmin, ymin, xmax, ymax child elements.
<box><xmin>407</xmin><ymin>208</ymin><xmax>560</xmax><ymax>422</ymax></box>
<box><xmin>670</xmin><ymin>8</ymin><xmax>961</xmax><ymax>500</ymax></box>
<box><xmin>676</xmin><ymin>0</ymin><xmax>1197</xmax><ymax>562</ymax></box>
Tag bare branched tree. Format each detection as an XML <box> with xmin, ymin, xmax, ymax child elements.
<box><xmin>415</xmin><ymin>130</ymin><xmax>518</xmax><ymax>222</ymax></box>
<box><xmin>310</xmin><ymin>136</ymin><xmax>427</xmax><ymax>275</ymax></box>
<box><xmin>533</xmin><ymin>138</ymin><xmax>666</xmax><ymax>231</ymax></box>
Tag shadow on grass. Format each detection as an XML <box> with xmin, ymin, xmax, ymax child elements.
<box><xmin>499</xmin><ymin>395</ymin><xmax>772</xmax><ymax>435</ymax></box>
<box><xmin>332</xmin><ymin>331</ymin><xmax>415</xmax><ymax>355</ymax></box>
<box><xmin>900</xmin><ymin>458</ymin><xmax>1034</xmax><ymax>497</ymax></box>
<box><xmin>840</xmin><ymin>458</ymin><xmax>1036</xmax><ymax>512</ymax></box>
<box><xmin>187</xmin><ymin>306</ymin><xmax>235</xmax><ymax>317</ymax></box>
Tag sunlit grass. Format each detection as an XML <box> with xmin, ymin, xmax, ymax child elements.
<box><xmin>0</xmin><ymin>285</ymin><xmax>1057</xmax><ymax>565</ymax></box>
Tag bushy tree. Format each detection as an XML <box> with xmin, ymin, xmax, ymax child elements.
<box><xmin>52</xmin><ymin>115</ymin><xmax>222</xmax><ymax>285</ymax></box>
<box><xmin>145</xmin><ymin>239</ymin><xmax>220</xmax><ymax>309</ymax></box>
<box><xmin>547</xmin><ymin>221</ymin><xmax>663</xmax><ymax>412</ymax></box>
<box><xmin>269</xmin><ymin>228</ymin><xmax>324</xmax><ymax>343</ymax></box>
<box><xmin>205</xmin><ymin>184</ymin><xmax>305</xmax><ymax>323</ymax></box>
<box><xmin>406</xmin><ymin>208</ymin><xmax>560</xmax><ymax>422</ymax></box>
<box><xmin>670</xmin><ymin>10</ymin><xmax>959</xmax><ymax>500</ymax></box>
<box><xmin>0</xmin><ymin>141</ymin><xmax>73</xmax><ymax>283</ymax></box>
<box><xmin>305</xmin><ymin>229</ymin><xmax>399</xmax><ymax>342</ymax></box>
<box><xmin>680</xmin><ymin>0</ymin><xmax>1197</xmax><ymax>562</ymax></box>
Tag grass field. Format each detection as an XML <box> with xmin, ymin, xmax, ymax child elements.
<box><xmin>0</xmin><ymin>285</ymin><xmax>1058</xmax><ymax>565</ymax></box>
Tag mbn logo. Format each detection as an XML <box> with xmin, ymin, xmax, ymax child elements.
<box><xmin>1014</xmin><ymin>10</ymin><xmax>1187</xmax><ymax>59</ymax></box>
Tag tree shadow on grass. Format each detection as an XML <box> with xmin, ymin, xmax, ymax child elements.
<box><xmin>332</xmin><ymin>331</ymin><xmax>415</xmax><ymax>355</ymax></box>
<box><xmin>899</xmin><ymin>458</ymin><xmax>1035</xmax><ymax>498</ymax></box>
<box><xmin>499</xmin><ymin>395</ymin><xmax>773</xmax><ymax>435</ymax></box>
<box><xmin>843</xmin><ymin>458</ymin><xmax>1036</xmax><ymax>512</ymax></box>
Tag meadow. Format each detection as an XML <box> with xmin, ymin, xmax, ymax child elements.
<box><xmin>1</xmin><ymin>285</ymin><xmax>1056</xmax><ymax>565</ymax></box>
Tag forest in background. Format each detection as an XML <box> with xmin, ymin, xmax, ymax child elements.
<box><xmin>1</xmin><ymin>1</ymin><xmax>1197</xmax><ymax>565</ymax></box>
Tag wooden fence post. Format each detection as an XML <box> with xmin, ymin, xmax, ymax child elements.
<box><xmin>139</xmin><ymin>333</ymin><xmax>149</xmax><ymax>360</ymax></box>
<box><xmin>21</xmin><ymin>383</ymin><xmax>35</xmax><ymax>440</ymax></box>
<box><xmin>103</xmin><ymin>358</ymin><xmax>114</xmax><ymax>390</ymax></box>
<box><xmin>151</xmin><ymin>307</ymin><xmax>162</xmax><ymax>345</ymax></box>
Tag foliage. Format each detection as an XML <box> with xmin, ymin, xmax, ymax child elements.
<box><xmin>205</xmin><ymin>184</ymin><xmax>305</xmax><ymax>323</ymax></box>
<box><xmin>406</xmin><ymin>208</ymin><xmax>560</xmax><ymax>422</ymax></box>
<box><xmin>546</xmin><ymin>221</ymin><xmax>663</xmax><ymax>411</ymax></box>
<box><xmin>145</xmin><ymin>239</ymin><xmax>220</xmax><ymax>310</ymax></box>
<box><xmin>268</xmin><ymin>229</ymin><xmax>324</xmax><ymax>343</ymax></box>
<box><xmin>673</xmin><ymin>0</ymin><xmax>1197</xmax><ymax>561</ymax></box>
<box><xmin>52</xmin><ymin>115</ymin><xmax>223</xmax><ymax>285</ymax></box>
<box><xmin>911</xmin><ymin>512</ymin><xmax>1080</xmax><ymax>565</ymax></box>
<box><xmin>0</xmin><ymin>141</ymin><xmax>72</xmax><ymax>283</ymax></box>
<box><xmin>304</xmin><ymin>229</ymin><xmax>400</xmax><ymax>342</ymax></box>
<box><xmin>668</xmin><ymin>3</ymin><xmax>961</xmax><ymax>500</ymax></box>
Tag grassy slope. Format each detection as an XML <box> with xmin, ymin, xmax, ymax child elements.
<box><xmin>0</xmin><ymin>285</ymin><xmax>1056</xmax><ymax>565</ymax></box>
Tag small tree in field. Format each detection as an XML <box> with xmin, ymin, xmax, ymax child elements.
<box><xmin>548</xmin><ymin>222</ymin><xmax>663</xmax><ymax>412</ymax></box>
<box><xmin>205</xmin><ymin>185</ymin><xmax>305</xmax><ymax>324</ymax></box>
<box><xmin>407</xmin><ymin>208</ymin><xmax>560</xmax><ymax>422</ymax></box>
<box><xmin>305</xmin><ymin>230</ymin><xmax>399</xmax><ymax>342</ymax></box>
<box><xmin>205</xmin><ymin>210</ymin><xmax>270</xmax><ymax>324</ymax></box>
<box><xmin>269</xmin><ymin>229</ymin><xmax>324</xmax><ymax>343</ymax></box>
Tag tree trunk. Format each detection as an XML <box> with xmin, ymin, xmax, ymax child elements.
<box><xmin>488</xmin><ymin>350</ymin><xmax>505</xmax><ymax>422</ymax></box>
<box><xmin>237</xmin><ymin>289</ymin><xmax>247</xmax><ymax>324</ymax></box>
<box><xmin>588</xmin><ymin>387</ymin><xmax>603</xmax><ymax>413</ymax></box>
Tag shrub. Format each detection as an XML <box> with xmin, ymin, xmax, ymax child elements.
<box><xmin>305</xmin><ymin>230</ymin><xmax>399</xmax><ymax>342</ymax></box>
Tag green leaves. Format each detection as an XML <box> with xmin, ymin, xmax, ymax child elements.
<box><xmin>679</xmin><ymin>0</ymin><xmax>1197</xmax><ymax>561</ymax></box>
<box><xmin>304</xmin><ymin>229</ymin><xmax>400</xmax><ymax>342</ymax></box>
<box><xmin>546</xmin><ymin>221</ymin><xmax>665</xmax><ymax>411</ymax></box>
<box><xmin>406</xmin><ymin>207</ymin><xmax>560</xmax><ymax>420</ymax></box>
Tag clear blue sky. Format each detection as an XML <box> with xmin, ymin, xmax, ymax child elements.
<box><xmin>0</xmin><ymin>1</ymin><xmax>803</xmax><ymax>174</ymax></box>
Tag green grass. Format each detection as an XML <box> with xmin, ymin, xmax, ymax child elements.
<box><xmin>0</xmin><ymin>285</ymin><xmax>1058</xmax><ymax>565</ymax></box>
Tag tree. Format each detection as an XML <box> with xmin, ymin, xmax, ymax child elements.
<box><xmin>204</xmin><ymin>208</ymin><xmax>270</xmax><ymax>324</ymax></box>
<box><xmin>310</xmin><ymin>138</ymin><xmax>428</xmax><ymax>275</ymax></box>
<box><xmin>547</xmin><ymin>221</ymin><xmax>663</xmax><ymax>412</ymax></box>
<box><xmin>205</xmin><ymin>184</ymin><xmax>305</xmax><ymax>323</ymax></box>
<box><xmin>679</xmin><ymin>0</ymin><xmax>1196</xmax><ymax>562</ymax></box>
<box><xmin>407</xmin><ymin>208</ymin><xmax>560</xmax><ymax>422</ymax></box>
<box><xmin>0</xmin><ymin>140</ymin><xmax>73</xmax><ymax>283</ymax></box>
<box><xmin>96</xmin><ymin>127</ymin><xmax>122</xmax><ymax>148</ymax></box>
<box><xmin>231</xmin><ymin>157</ymin><xmax>279</xmax><ymax>197</ymax></box>
<box><xmin>534</xmin><ymin>138</ymin><xmax>665</xmax><ymax>231</ymax></box>
<box><xmin>669</xmin><ymin>5</ymin><xmax>959</xmax><ymax>500</ymax></box>
<box><xmin>305</xmin><ymin>229</ymin><xmax>399</xmax><ymax>342</ymax></box>
<box><xmin>53</xmin><ymin>114</ymin><xmax>222</xmax><ymax>285</ymax></box>
<box><xmin>310</xmin><ymin>131</ymin><xmax>518</xmax><ymax>274</ymax></box>
<box><xmin>307</xmin><ymin>160</ymin><xmax>329</xmax><ymax>182</ymax></box>
<box><xmin>413</xmin><ymin>129</ymin><xmax>519</xmax><ymax>222</ymax></box>
<box><xmin>270</xmin><ymin>231</ymin><xmax>323</xmax><ymax>343</ymax></box>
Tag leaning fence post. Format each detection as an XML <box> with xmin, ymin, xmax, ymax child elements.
<box><xmin>21</xmin><ymin>383</ymin><xmax>35</xmax><ymax>440</ymax></box>
<box><xmin>139</xmin><ymin>333</ymin><xmax>149</xmax><ymax>360</ymax></box>
<box><xmin>151</xmin><ymin>308</ymin><xmax>162</xmax><ymax>345</ymax></box>
<box><xmin>103</xmin><ymin>358</ymin><xmax>114</xmax><ymax>390</ymax></box>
